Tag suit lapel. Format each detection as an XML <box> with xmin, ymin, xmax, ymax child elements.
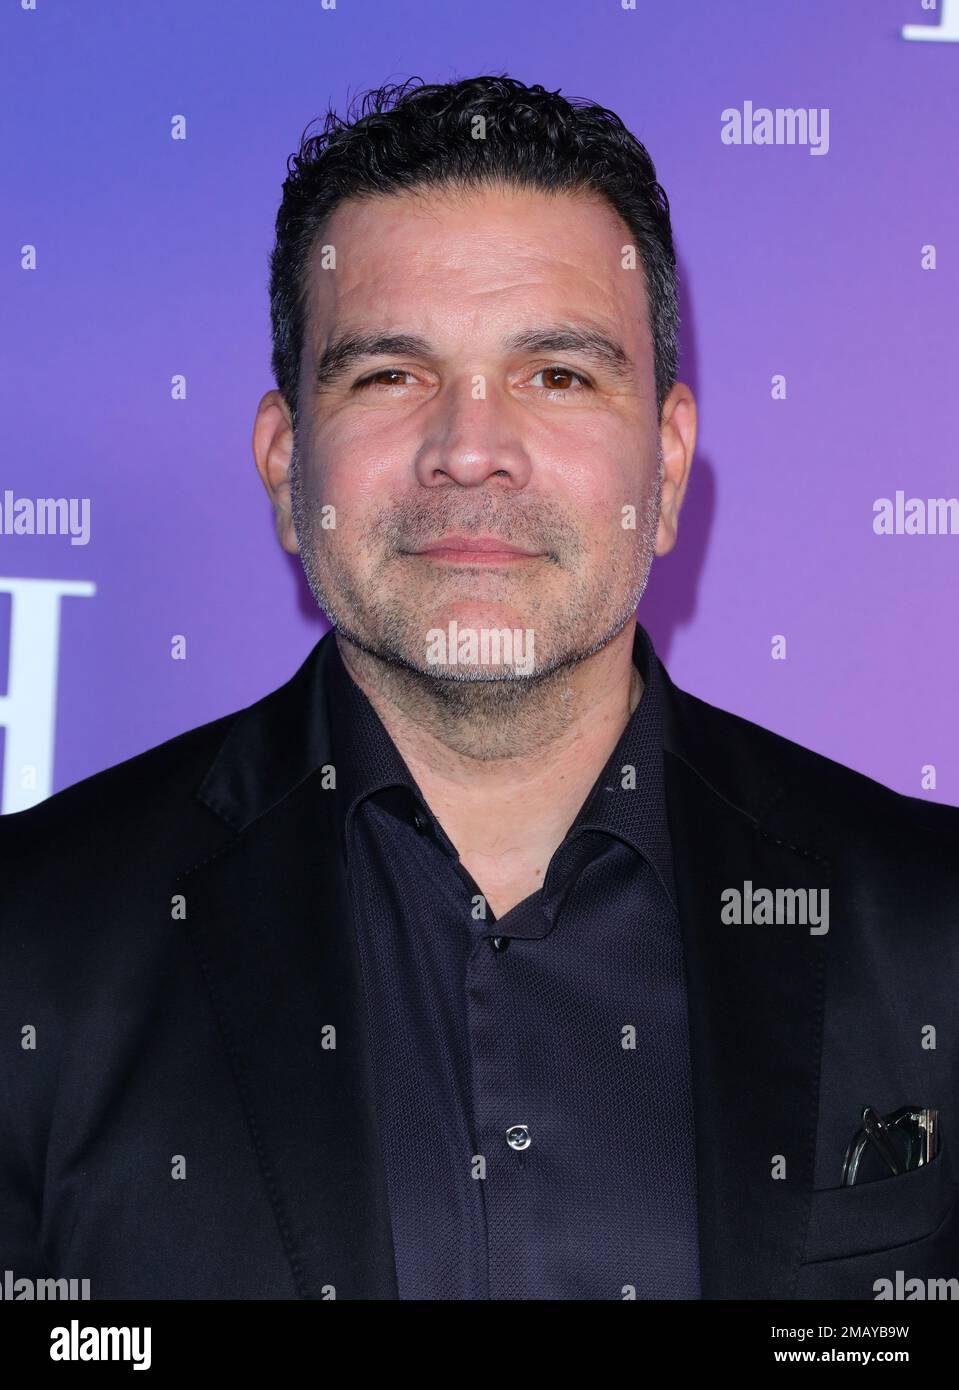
<box><xmin>659</xmin><ymin>662</ymin><xmax>828</xmax><ymax>1299</ymax></box>
<box><xmin>173</xmin><ymin>632</ymin><xmax>398</xmax><ymax>1300</ymax></box>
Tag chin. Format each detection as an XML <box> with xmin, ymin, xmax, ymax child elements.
<box><xmin>414</xmin><ymin>597</ymin><xmax>537</xmax><ymax>624</ymax></box>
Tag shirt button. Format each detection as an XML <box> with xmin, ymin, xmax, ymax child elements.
<box><xmin>490</xmin><ymin>935</ymin><xmax>509</xmax><ymax>952</ymax></box>
<box><xmin>412</xmin><ymin>809</ymin><xmax>428</xmax><ymax>834</ymax></box>
<box><xmin>506</xmin><ymin>1124</ymin><xmax>531</xmax><ymax>1151</ymax></box>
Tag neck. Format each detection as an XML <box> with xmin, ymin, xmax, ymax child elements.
<box><xmin>334</xmin><ymin>622</ymin><xmax>644</xmax><ymax>872</ymax></box>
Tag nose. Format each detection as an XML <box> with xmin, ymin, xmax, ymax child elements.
<box><xmin>412</xmin><ymin>376</ymin><xmax>533</xmax><ymax>490</ymax></box>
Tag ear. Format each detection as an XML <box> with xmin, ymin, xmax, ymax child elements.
<box><xmin>655</xmin><ymin>383</ymin><xmax>697</xmax><ymax>556</ymax></box>
<box><xmin>252</xmin><ymin>390</ymin><xmax>299</xmax><ymax>555</ymax></box>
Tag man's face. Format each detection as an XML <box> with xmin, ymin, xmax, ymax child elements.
<box><xmin>281</xmin><ymin>182</ymin><xmax>685</xmax><ymax>681</ymax></box>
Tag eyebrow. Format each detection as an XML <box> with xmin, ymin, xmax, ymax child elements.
<box><xmin>312</xmin><ymin>323</ymin><xmax>636</xmax><ymax>389</ymax></box>
<box><xmin>313</xmin><ymin>333</ymin><xmax>430</xmax><ymax>389</ymax></box>
<box><xmin>503</xmin><ymin>326</ymin><xmax>634</xmax><ymax>382</ymax></box>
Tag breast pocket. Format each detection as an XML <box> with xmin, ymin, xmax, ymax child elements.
<box><xmin>794</xmin><ymin>1144</ymin><xmax>959</xmax><ymax>1300</ymax></box>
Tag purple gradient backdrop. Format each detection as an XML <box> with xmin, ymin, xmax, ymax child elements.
<box><xmin>2</xmin><ymin>0</ymin><xmax>957</xmax><ymax>807</ymax></box>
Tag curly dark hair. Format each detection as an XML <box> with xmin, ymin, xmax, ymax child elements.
<box><xmin>268</xmin><ymin>74</ymin><xmax>679</xmax><ymax>430</ymax></box>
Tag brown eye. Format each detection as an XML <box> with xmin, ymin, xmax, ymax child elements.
<box><xmin>531</xmin><ymin>366</ymin><xmax>590</xmax><ymax>392</ymax></box>
<box><xmin>357</xmin><ymin>369</ymin><xmax>413</xmax><ymax>388</ymax></box>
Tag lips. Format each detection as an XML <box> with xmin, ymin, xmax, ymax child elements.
<box><xmin>415</xmin><ymin>534</ymin><xmax>541</xmax><ymax>556</ymax></box>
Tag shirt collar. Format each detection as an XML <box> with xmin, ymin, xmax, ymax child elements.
<box><xmin>561</xmin><ymin>621</ymin><xmax>676</xmax><ymax>910</ymax></box>
<box><xmin>323</xmin><ymin>621</ymin><xmax>676</xmax><ymax>911</ymax></box>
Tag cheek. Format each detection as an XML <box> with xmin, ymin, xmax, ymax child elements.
<box><xmin>542</xmin><ymin>426</ymin><xmax>644</xmax><ymax>523</ymax></box>
<box><xmin>313</xmin><ymin>421</ymin><xmax>409</xmax><ymax>513</ymax></box>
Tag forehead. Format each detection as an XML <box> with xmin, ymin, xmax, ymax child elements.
<box><xmin>304</xmin><ymin>182</ymin><xmax>650</xmax><ymax>348</ymax></box>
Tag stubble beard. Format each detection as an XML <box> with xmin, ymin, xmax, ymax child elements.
<box><xmin>288</xmin><ymin>437</ymin><xmax>664</xmax><ymax>758</ymax></box>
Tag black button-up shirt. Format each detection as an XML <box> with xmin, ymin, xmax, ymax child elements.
<box><xmin>323</xmin><ymin>620</ymin><xmax>700</xmax><ymax>1300</ymax></box>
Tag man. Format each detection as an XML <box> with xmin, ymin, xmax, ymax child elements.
<box><xmin>2</xmin><ymin>76</ymin><xmax>957</xmax><ymax>1302</ymax></box>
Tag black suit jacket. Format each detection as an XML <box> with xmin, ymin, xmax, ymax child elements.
<box><xmin>2</xmin><ymin>628</ymin><xmax>957</xmax><ymax>1300</ymax></box>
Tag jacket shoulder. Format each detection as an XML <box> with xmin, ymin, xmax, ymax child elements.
<box><xmin>0</xmin><ymin>707</ymin><xmax>241</xmax><ymax>851</ymax></box>
<box><xmin>665</xmin><ymin>679</ymin><xmax>959</xmax><ymax>844</ymax></box>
